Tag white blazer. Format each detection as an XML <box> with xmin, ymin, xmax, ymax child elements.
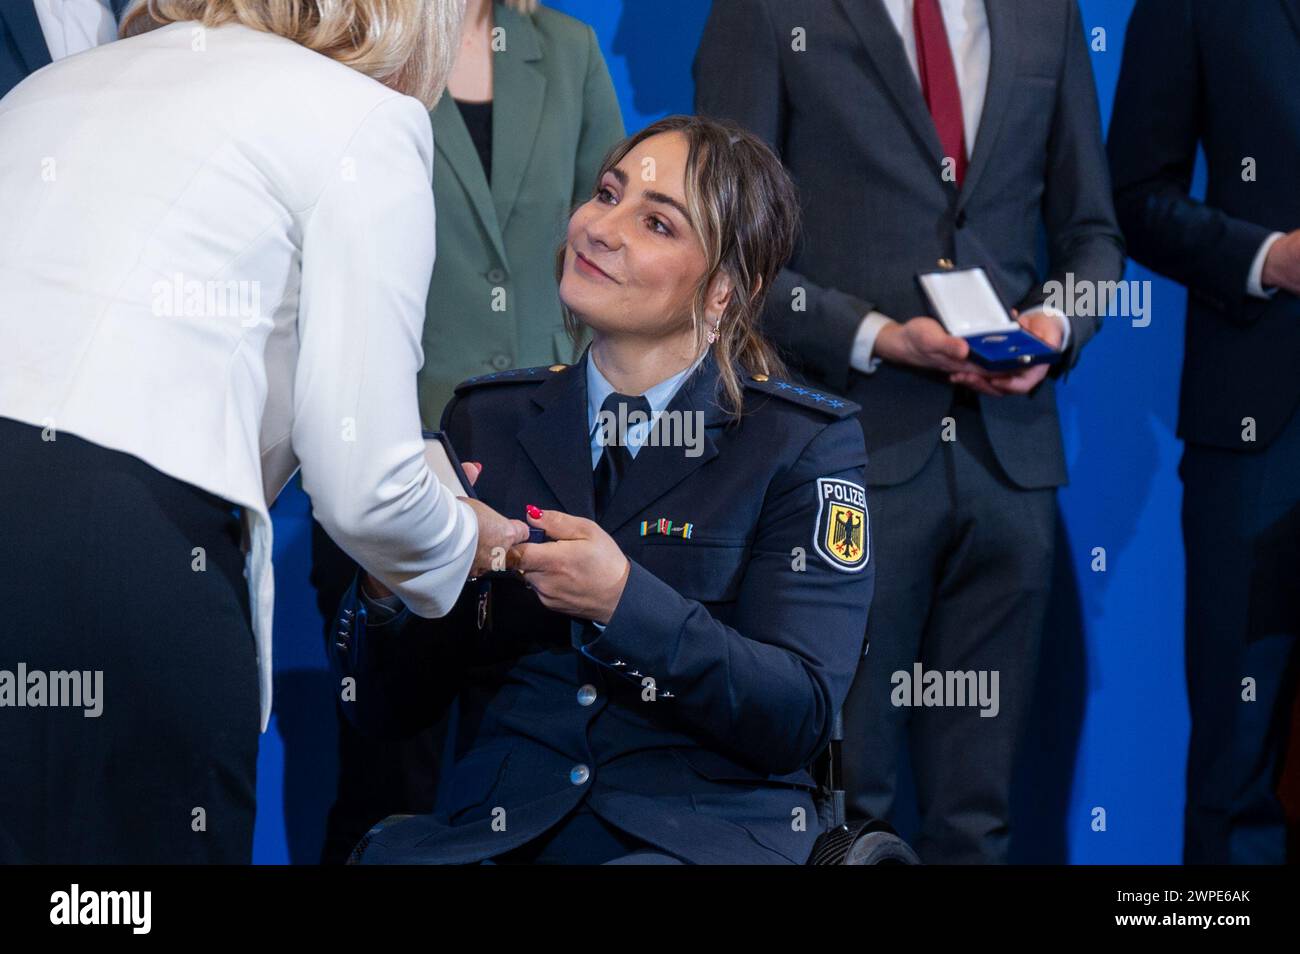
<box><xmin>0</xmin><ymin>21</ymin><xmax>477</xmax><ymax>732</ymax></box>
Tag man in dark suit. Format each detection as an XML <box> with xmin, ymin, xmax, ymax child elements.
<box><xmin>1108</xmin><ymin>0</ymin><xmax>1300</xmax><ymax>865</ymax></box>
<box><xmin>0</xmin><ymin>0</ymin><xmax>126</xmax><ymax>100</ymax></box>
<box><xmin>695</xmin><ymin>0</ymin><xmax>1124</xmax><ymax>862</ymax></box>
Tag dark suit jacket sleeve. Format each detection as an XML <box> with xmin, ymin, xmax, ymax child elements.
<box><xmin>328</xmin><ymin>574</ymin><xmax>474</xmax><ymax>739</ymax></box>
<box><xmin>571</xmin><ymin>24</ymin><xmax>625</xmax><ymax>207</ymax></box>
<box><xmin>1108</xmin><ymin>0</ymin><xmax>1273</xmax><ymax>322</ymax></box>
<box><xmin>577</xmin><ymin>417</ymin><xmax>873</xmax><ymax>776</ymax></box>
<box><xmin>693</xmin><ymin>0</ymin><xmax>872</xmax><ymax>394</ymax></box>
<box><xmin>1022</xmin><ymin>0</ymin><xmax>1126</xmax><ymax>372</ymax></box>
<box><xmin>323</xmin><ymin>391</ymin><xmax>488</xmax><ymax>740</ymax></box>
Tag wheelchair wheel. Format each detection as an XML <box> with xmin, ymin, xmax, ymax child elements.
<box><xmin>843</xmin><ymin>829</ymin><xmax>922</xmax><ymax>865</ymax></box>
<box><xmin>807</xmin><ymin>819</ymin><xmax>922</xmax><ymax>865</ymax></box>
<box><xmin>346</xmin><ymin>813</ymin><xmax>416</xmax><ymax>865</ymax></box>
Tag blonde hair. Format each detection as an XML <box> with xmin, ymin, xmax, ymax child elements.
<box><xmin>503</xmin><ymin>0</ymin><xmax>538</xmax><ymax>12</ymax></box>
<box><xmin>119</xmin><ymin>0</ymin><xmax>466</xmax><ymax>110</ymax></box>
<box><xmin>559</xmin><ymin>115</ymin><xmax>798</xmax><ymax>421</ymax></box>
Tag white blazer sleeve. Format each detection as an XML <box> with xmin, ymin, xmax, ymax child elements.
<box><xmin>293</xmin><ymin>94</ymin><xmax>476</xmax><ymax>619</ymax></box>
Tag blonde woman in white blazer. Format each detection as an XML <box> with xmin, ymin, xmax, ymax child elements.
<box><xmin>0</xmin><ymin>0</ymin><xmax>529</xmax><ymax>863</ymax></box>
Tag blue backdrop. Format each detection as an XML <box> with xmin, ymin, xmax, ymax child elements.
<box><xmin>251</xmin><ymin>0</ymin><xmax>1190</xmax><ymax>864</ymax></box>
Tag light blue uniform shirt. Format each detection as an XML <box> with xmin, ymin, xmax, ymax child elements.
<box><xmin>586</xmin><ymin>353</ymin><xmax>704</xmax><ymax>468</ymax></box>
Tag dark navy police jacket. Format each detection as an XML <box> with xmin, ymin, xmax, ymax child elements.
<box><xmin>330</xmin><ymin>350</ymin><xmax>873</xmax><ymax>864</ymax></box>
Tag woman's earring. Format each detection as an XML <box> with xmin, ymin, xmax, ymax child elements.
<box><xmin>706</xmin><ymin>317</ymin><xmax>721</xmax><ymax>344</ymax></box>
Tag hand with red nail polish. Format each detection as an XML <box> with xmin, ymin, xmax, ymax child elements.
<box><xmin>513</xmin><ymin>507</ymin><xmax>630</xmax><ymax>624</ymax></box>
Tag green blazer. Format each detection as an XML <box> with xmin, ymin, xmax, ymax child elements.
<box><xmin>417</xmin><ymin>2</ymin><xmax>625</xmax><ymax>427</ymax></box>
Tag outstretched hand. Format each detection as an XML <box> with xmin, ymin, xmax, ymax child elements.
<box><xmin>362</xmin><ymin>460</ymin><xmax>527</xmax><ymax>599</ymax></box>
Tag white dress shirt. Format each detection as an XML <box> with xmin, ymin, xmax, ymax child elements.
<box><xmin>0</xmin><ymin>22</ymin><xmax>476</xmax><ymax>732</ymax></box>
<box><xmin>1248</xmin><ymin>232</ymin><xmax>1286</xmax><ymax>299</ymax></box>
<box><xmin>882</xmin><ymin>0</ymin><xmax>988</xmax><ymax>155</ymax></box>
<box><xmin>852</xmin><ymin>0</ymin><xmax>1063</xmax><ymax>374</ymax></box>
<box><xmin>32</xmin><ymin>0</ymin><xmax>119</xmax><ymax>60</ymax></box>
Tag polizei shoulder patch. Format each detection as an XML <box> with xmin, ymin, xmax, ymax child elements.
<box><xmin>813</xmin><ymin>477</ymin><xmax>869</xmax><ymax>572</ymax></box>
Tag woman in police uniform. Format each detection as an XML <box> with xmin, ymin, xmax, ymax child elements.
<box><xmin>332</xmin><ymin>115</ymin><xmax>874</xmax><ymax>865</ymax></box>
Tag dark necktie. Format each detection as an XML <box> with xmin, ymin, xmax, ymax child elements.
<box><xmin>914</xmin><ymin>0</ymin><xmax>968</xmax><ymax>187</ymax></box>
<box><xmin>593</xmin><ymin>392</ymin><xmax>652</xmax><ymax>521</ymax></box>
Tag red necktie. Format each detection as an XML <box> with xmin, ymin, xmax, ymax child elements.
<box><xmin>913</xmin><ymin>0</ymin><xmax>968</xmax><ymax>187</ymax></box>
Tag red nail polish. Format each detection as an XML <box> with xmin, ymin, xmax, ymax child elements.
<box><xmin>526</xmin><ymin>504</ymin><xmax>543</xmax><ymax>519</ymax></box>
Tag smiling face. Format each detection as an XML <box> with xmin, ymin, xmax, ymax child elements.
<box><xmin>559</xmin><ymin>131</ymin><xmax>730</xmax><ymax>346</ymax></box>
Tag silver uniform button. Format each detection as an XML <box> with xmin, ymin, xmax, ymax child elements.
<box><xmin>570</xmin><ymin>764</ymin><xmax>590</xmax><ymax>785</ymax></box>
<box><xmin>576</xmin><ymin>684</ymin><xmax>597</xmax><ymax>706</ymax></box>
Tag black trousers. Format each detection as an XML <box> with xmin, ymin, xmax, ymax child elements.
<box><xmin>1181</xmin><ymin>404</ymin><xmax>1300</xmax><ymax>864</ymax></box>
<box><xmin>841</xmin><ymin>399</ymin><xmax>1056</xmax><ymax>864</ymax></box>
<box><xmin>0</xmin><ymin>417</ymin><xmax>259</xmax><ymax>863</ymax></box>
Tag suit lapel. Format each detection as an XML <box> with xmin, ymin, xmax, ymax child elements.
<box><xmin>836</xmin><ymin>0</ymin><xmax>945</xmax><ymax>174</ymax></box>
<box><xmin>432</xmin><ymin>96</ymin><xmax>508</xmax><ymax>267</ymax></box>
<box><xmin>597</xmin><ymin>356</ymin><xmax>726</xmax><ymax>535</ymax></box>
<box><xmin>957</xmin><ymin>0</ymin><xmax>1018</xmax><ymax>209</ymax></box>
<box><xmin>490</xmin><ymin>4</ymin><xmax>546</xmax><ymax>235</ymax></box>
<box><xmin>0</xmin><ymin>1</ymin><xmax>52</xmax><ymax>75</ymax></box>
<box><xmin>1281</xmin><ymin>0</ymin><xmax>1300</xmax><ymax>45</ymax></box>
<box><xmin>517</xmin><ymin>358</ymin><xmax>595</xmax><ymax>519</ymax></box>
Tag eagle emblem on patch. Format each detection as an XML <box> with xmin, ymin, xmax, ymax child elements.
<box><xmin>813</xmin><ymin>477</ymin><xmax>869</xmax><ymax>572</ymax></box>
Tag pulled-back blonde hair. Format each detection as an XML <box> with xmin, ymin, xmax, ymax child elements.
<box><xmin>119</xmin><ymin>0</ymin><xmax>466</xmax><ymax>110</ymax></box>
<box><xmin>560</xmin><ymin>115</ymin><xmax>798</xmax><ymax>421</ymax></box>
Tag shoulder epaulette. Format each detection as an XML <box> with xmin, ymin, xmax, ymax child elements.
<box><xmin>454</xmin><ymin>363</ymin><xmax>569</xmax><ymax>394</ymax></box>
<box><xmin>743</xmin><ymin>373</ymin><xmax>860</xmax><ymax>419</ymax></box>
